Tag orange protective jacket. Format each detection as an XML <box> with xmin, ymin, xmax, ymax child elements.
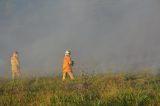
<box><xmin>63</xmin><ymin>55</ymin><xmax>72</xmax><ymax>72</ymax></box>
<box><xmin>11</xmin><ymin>54</ymin><xmax>20</xmax><ymax>72</ymax></box>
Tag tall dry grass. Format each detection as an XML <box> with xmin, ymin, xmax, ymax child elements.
<box><xmin>0</xmin><ymin>72</ymin><xmax>159</xmax><ymax>106</ymax></box>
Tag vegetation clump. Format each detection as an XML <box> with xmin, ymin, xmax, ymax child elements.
<box><xmin>0</xmin><ymin>72</ymin><xmax>159</xmax><ymax>106</ymax></box>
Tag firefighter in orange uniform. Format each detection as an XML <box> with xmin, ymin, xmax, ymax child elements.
<box><xmin>62</xmin><ymin>50</ymin><xmax>75</xmax><ymax>81</ymax></box>
<box><xmin>11</xmin><ymin>51</ymin><xmax>21</xmax><ymax>80</ymax></box>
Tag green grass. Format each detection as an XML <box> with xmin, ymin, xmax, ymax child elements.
<box><xmin>0</xmin><ymin>72</ymin><xmax>160</xmax><ymax>106</ymax></box>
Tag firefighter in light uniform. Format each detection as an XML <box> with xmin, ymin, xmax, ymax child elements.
<box><xmin>62</xmin><ymin>50</ymin><xmax>75</xmax><ymax>81</ymax></box>
<box><xmin>11</xmin><ymin>51</ymin><xmax>21</xmax><ymax>80</ymax></box>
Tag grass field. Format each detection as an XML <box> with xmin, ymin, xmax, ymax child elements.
<box><xmin>0</xmin><ymin>72</ymin><xmax>160</xmax><ymax>106</ymax></box>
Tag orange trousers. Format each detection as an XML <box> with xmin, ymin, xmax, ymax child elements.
<box><xmin>62</xmin><ymin>71</ymin><xmax>75</xmax><ymax>81</ymax></box>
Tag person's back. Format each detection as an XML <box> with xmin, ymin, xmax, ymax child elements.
<box><xmin>11</xmin><ymin>54</ymin><xmax>19</xmax><ymax>67</ymax></box>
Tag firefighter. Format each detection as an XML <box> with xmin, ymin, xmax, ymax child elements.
<box><xmin>11</xmin><ymin>51</ymin><xmax>21</xmax><ymax>80</ymax></box>
<box><xmin>62</xmin><ymin>50</ymin><xmax>75</xmax><ymax>81</ymax></box>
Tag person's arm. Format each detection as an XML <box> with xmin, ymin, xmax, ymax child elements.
<box><xmin>63</xmin><ymin>57</ymin><xmax>67</xmax><ymax>70</ymax></box>
<box><xmin>15</xmin><ymin>58</ymin><xmax>20</xmax><ymax>66</ymax></box>
<box><xmin>68</xmin><ymin>56</ymin><xmax>72</xmax><ymax>65</ymax></box>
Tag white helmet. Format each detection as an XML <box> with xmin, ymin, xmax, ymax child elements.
<box><xmin>65</xmin><ymin>50</ymin><xmax>70</xmax><ymax>55</ymax></box>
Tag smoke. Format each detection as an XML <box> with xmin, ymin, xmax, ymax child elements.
<box><xmin>0</xmin><ymin>0</ymin><xmax>160</xmax><ymax>76</ymax></box>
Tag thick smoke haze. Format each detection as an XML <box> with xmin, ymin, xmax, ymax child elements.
<box><xmin>0</xmin><ymin>0</ymin><xmax>160</xmax><ymax>77</ymax></box>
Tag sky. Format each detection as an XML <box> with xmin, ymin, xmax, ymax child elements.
<box><xmin>0</xmin><ymin>0</ymin><xmax>160</xmax><ymax>77</ymax></box>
